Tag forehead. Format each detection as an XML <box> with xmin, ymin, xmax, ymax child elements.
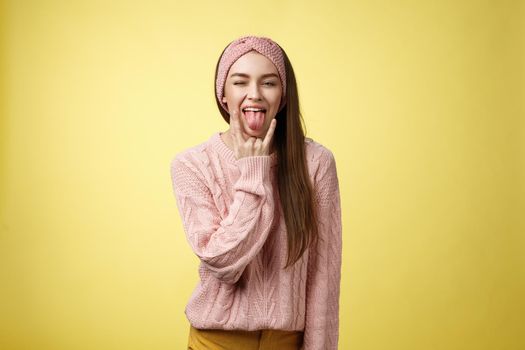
<box><xmin>228</xmin><ymin>51</ymin><xmax>279</xmax><ymax>77</ymax></box>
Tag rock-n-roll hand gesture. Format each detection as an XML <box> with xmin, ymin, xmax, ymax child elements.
<box><xmin>230</xmin><ymin>106</ymin><xmax>277</xmax><ymax>160</ymax></box>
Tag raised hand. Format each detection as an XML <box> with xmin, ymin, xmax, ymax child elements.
<box><xmin>229</xmin><ymin>106</ymin><xmax>276</xmax><ymax>160</ymax></box>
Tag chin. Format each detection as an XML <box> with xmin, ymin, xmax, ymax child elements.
<box><xmin>247</xmin><ymin>127</ymin><xmax>269</xmax><ymax>137</ymax></box>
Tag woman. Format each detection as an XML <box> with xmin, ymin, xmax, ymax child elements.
<box><xmin>170</xmin><ymin>35</ymin><xmax>342</xmax><ymax>350</ymax></box>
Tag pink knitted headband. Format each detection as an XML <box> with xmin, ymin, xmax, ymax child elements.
<box><xmin>216</xmin><ymin>35</ymin><xmax>287</xmax><ymax>113</ymax></box>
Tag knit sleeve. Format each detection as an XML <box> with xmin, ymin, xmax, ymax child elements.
<box><xmin>302</xmin><ymin>149</ymin><xmax>343</xmax><ymax>350</ymax></box>
<box><xmin>170</xmin><ymin>154</ymin><xmax>275</xmax><ymax>285</ymax></box>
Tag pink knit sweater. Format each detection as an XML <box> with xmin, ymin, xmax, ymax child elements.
<box><xmin>170</xmin><ymin>132</ymin><xmax>342</xmax><ymax>349</ymax></box>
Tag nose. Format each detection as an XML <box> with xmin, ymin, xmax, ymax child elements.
<box><xmin>247</xmin><ymin>82</ymin><xmax>262</xmax><ymax>101</ymax></box>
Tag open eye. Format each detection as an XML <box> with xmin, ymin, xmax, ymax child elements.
<box><xmin>264</xmin><ymin>82</ymin><xmax>276</xmax><ymax>86</ymax></box>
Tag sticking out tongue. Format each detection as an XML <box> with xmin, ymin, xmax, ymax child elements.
<box><xmin>243</xmin><ymin>110</ymin><xmax>266</xmax><ymax>131</ymax></box>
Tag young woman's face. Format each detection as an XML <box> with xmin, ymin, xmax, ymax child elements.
<box><xmin>222</xmin><ymin>51</ymin><xmax>283</xmax><ymax>139</ymax></box>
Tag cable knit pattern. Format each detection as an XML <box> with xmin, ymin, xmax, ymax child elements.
<box><xmin>170</xmin><ymin>132</ymin><xmax>342</xmax><ymax>349</ymax></box>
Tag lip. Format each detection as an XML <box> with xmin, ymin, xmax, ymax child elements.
<box><xmin>241</xmin><ymin>104</ymin><xmax>267</xmax><ymax>111</ymax></box>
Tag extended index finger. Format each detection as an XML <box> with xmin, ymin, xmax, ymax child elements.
<box><xmin>230</xmin><ymin>107</ymin><xmax>245</xmax><ymax>145</ymax></box>
<box><xmin>262</xmin><ymin>118</ymin><xmax>277</xmax><ymax>150</ymax></box>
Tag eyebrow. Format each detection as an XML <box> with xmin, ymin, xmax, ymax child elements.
<box><xmin>229</xmin><ymin>72</ymin><xmax>279</xmax><ymax>79</ymax></box>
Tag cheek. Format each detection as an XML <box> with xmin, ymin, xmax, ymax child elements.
<box><xmin>272</xmin><ymin>90</ymin><xmax>283</xmax><ymax>102</ymax></box>
<box><xmin>263</xmin><ymin>91</ymin><xmax>280</xmax><ymax>104</ymax></box>
<box><xmin>271</xmin><ymin>96</ymin><xmax>282</xmax><ymax>110</ymax></box>
<box><xmin>227</xmin><ymin>90</ymin><xmax>244</xmax><ymax>102</ymax></box>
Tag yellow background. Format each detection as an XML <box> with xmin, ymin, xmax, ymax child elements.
<box><xmin>1</xmin><ymin>0</ymin><xmax>524</xmax><ymax>349</ymax></box>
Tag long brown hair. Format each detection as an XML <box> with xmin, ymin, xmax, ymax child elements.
<box><xmin>214</xmin><ymin>42</ymin><xmax>319</xmax><ymax>269</ymax></box>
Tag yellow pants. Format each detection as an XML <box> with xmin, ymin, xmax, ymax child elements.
<box><xmin>187</xmin><ymin>324</ymin><xmax>304</xmax><ymax>350</ymax></box>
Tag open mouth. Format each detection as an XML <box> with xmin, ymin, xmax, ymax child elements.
<box><xmin>242</xmin><ymin>107</ymin><xmax>267</xmax><ymax>114</ymax></box>
<box><xmin>241</xmin><ymin>108</ymin><xmax>267</xmax><ymax>130</ymax></box>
